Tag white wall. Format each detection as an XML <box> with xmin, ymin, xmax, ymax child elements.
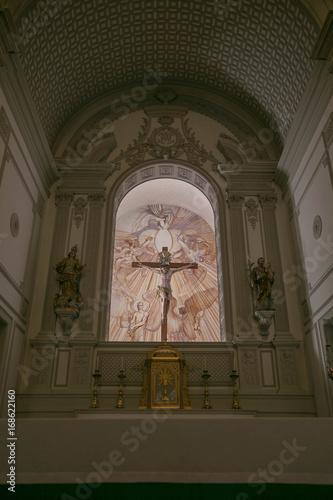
<box><xmin>286</xmin><ymin>97</ymin><xmax>333</xmax><ymax>415</ymax></box>
<box><xmin>0</xmin><ymin>90</ymin><xmax>47</xmax><ymax>414</ymax></box>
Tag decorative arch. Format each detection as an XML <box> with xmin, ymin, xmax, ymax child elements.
<box><xmin>98</xmin><ymin>161</ymin><xmax>232</xmax><ymax>342</ymax></box>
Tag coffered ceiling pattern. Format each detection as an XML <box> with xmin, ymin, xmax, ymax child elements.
<box><xmin>16</xmin><ymin>0</ymin><xmax>319</xmax><ymax>147</ymax></box>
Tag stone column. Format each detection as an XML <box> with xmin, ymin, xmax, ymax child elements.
<box><xmin>40</xmin><ymin>192</ymin><xmax>73</xmax><ymax>336</ymax></box>
<box><xmin>259</xmin><ymin>195</ymin><xmax>291</xmax><ymax>336</ymax></box>
<box><xmin>228</xmin><ymin>194</ymin><xmax>253</xmax><ymax>335</ymax></box>
<box><xmin>79</xmin><ymin>192</ymin><xmax>105</xmax><ymax>335</ymax></box>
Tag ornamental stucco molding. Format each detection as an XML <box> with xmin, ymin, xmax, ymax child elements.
<box><xmin>88</xmin><ymin>192</ymin><xmax>105</xmax><ymax>207</ymax></box>
<box><xmin>73</xmin><ymin>197</ymin><xmax>88</xmax><ymax>229</ymax></box>
<box><xmin>113</xmin><ymin>113</ymin><xmax>220</xmax><ymax>169</ymax></box>
<box><xmin>259</xmin><ymin>194</ymin><xmax>277</xmax><ymax>208</ymax></box>
<box><xmin>279</xmin><ymin>349</ymin><xmax>296</xmax><ymax>385</ymax></box>
<box><xmin>245</xmin><ymin>199</ymin><xmax>259</xmax><ymax>230</ymax></box>
<box><xmin>74</xmin><ymin>348</ymin><xmax>90</xmax><ymax>385</ymax></box>
<box><xmin>241</xmin><ymin>350</ymin><xmax>256</xmax><ymax>385</ymax></box>
<box><xmin>113</xmin><ymin>163</ymin><xmax>217</xmax><ymax>218</ymax></box>
<box><xmin>227</xmin><ymin>194</ymin><xmax>245</xmax><ymax>207</ymax></box>
<box><xmin>55</xmin><ymin>192</ymin><xmax>74</xmax><ymax>207</ymax></box>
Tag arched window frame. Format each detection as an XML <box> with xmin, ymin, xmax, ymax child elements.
<box><xmin>98</xmin><ymin>161</ymin><xmax>233</xmax><ymax>342</ymax></box>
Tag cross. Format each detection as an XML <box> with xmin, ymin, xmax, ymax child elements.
<box><xmin>132</xmin><ymin>247</ymin><xmax>198</xmax><ymax>342</ymax></box>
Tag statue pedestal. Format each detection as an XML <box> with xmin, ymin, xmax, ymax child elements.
<box><xmin>253</xmin><ymin>309</ymin><xmax>275</xmax><ymax>338</ymax></box>
<box><xmin>139</xmin><ymin>344</ymin><xmax>191</xmax><ymax>409</ymax></box>
<box><xmin>54</xmin><ymin>307</ymin><xmax>79</xmax><ymax>339</ymax></box>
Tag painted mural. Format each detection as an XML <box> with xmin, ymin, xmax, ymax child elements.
<box><xmin>109</xmin><ymin>204</ymin><xmax>220</xmax><ymax>342</ymax></box>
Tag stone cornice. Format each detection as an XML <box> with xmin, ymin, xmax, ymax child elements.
<box><xmin>214</xmin><ymin>162</ymin><xmax>277</xmax><ymax>176</ymax></box>
<box><xmin>55</xmin><ymin>163</ymin><xmax>118</xmax><ymax>193</ymax></box>
<box><xmin>56</xmin><ymin>161</ymin><xmax>119</xmax><ymax>177</ymax></box>
<box><xmin>220</xmin><ymin>164</ymin><xmax>276</xmax><ymax>194</ymax></box>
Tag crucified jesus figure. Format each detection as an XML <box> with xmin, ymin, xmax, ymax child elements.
<box><xmin>132</xmin><ymin>247</ymin><xmax>198</xmax><ymax>341</ymax></box>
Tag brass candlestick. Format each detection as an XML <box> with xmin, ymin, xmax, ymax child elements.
<box><xmin>202</xmin><ymin>370</ymin><xmax>212</xmax><ymax>409</ymax></box>
<box><xmin>115</xmin><ymin>369</ymin><xmax>126</xmax><ymax>408</ymax></box>
<box><xmin>230</xmin><ymin>370</ymin><xmax>241</xmax><ymax>409</ymax></box>
<box><xmin>90</xmin><ymin>369</ymin><xmax>102</xmax><ymax>409</ymax></box>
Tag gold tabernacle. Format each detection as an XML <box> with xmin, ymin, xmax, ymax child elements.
<box><xmin>139</xmin><ymin>344</ymin><xmax>191</xmax><ymax>409</ymax></box>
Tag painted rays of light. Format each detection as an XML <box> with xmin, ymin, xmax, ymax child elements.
<box><xmin>109</xmin><ymin>204</ymin><xmax>220</xmax><ymax>342</ymax></box>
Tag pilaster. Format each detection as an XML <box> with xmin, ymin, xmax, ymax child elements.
<box><xmin>227</xmin><ymin>194</ymin><xmax>253</xmax><ymax>335</ymax></box>
<box><xmin>78</xmin><ymin>192</ymin><xmax>105</xmax><ymax>336</ymax></box>
<box><xmin>259</xmin><ymin>194</ymin><xmax>292</xmax><ymax>338</ymax></box>
<box><xmin>39</xmin><ymin>192</ymin><xmax>73</xmax><ymax>337</ymax></box>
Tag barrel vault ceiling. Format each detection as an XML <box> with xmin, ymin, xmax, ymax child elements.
<box><xmin>7</xmin><ymin>0</ymin><xmax>329</xmax><ymax>149</ymax></box>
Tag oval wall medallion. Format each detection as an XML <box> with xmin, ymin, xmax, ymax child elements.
<box><xmin>10</xmin><ymin>213</ymin><xmax>19</xmax><ymax>237</ymax></box>
<box><xmin>313</xmin><ymin>215</ymin><xmax>322</xmax><ymax>240</ymax></box>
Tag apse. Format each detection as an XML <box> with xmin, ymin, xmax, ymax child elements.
<box><xmin>109</xmin><ymin>178</ymin><xmax>221</xmax><ymax>342</ymax></box>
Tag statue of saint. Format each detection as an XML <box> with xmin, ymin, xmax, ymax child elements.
<box><xmin>251</xmin><ymin>257</ymin><xmax>275</xmax><ymax>309</ymax></box>
<box><xmin>54</xmin><ymin>245</ymin><xmax>84</xmax><ymax>309</ymax></box>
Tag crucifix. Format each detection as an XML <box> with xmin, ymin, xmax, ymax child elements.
<box><xmin>132</xmin><ymin>247</ymin><xmax>198</xmax><ymax>342</ymax></box>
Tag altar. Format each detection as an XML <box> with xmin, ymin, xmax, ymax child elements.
<box><xmin>3</xmin><ymin>416</ymin><xmax>331</xmax><ymax>485</ymax></box>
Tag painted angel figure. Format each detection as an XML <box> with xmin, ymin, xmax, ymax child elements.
<box><xmin>113</xmin><ymin>235</ymin><xmax>156</xmax><ymax>297</ymax></box>
<box><xmin>172</xmin><ymin>230</ymin><xmax>212</xmax><ymax>263</ymax></box>
<box><xmin>172</xmin><ymin>288</ymin><xmax>218</xmax><ymax>341</ymax></box>
<box><xmin>127</xmin><ymin>300</ymin><xmax>149</xmax><ymax>341</ymax></box>
<box><xmin>132</xmin><ymin>204</ymin><xmax>174</xmax><ymax>232</ymax></box>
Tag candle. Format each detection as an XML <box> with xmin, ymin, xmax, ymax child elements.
<box><xmin>96</xmin><ymin>355</ymin><xmax>99</xmax><ymax>371</ymax></box>
<box><xmin>204</xmin><ymin>356</ymin><xmax>207</xmax><ymax>371</ymax></box>
<box><xmin>121</xmin><ymin>356</ymin><xmax>124</xmax><ymax>371</ymax></box>
<box><xmin>233</xmin><ymin>350</ymin><xmax>237</xmax><ymax>371</ymax></box>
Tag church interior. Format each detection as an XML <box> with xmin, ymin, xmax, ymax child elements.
<box><xmin>0</xmin><ymin>0</ymin><xmax>333</xmax><ymax>498</ymax></box>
